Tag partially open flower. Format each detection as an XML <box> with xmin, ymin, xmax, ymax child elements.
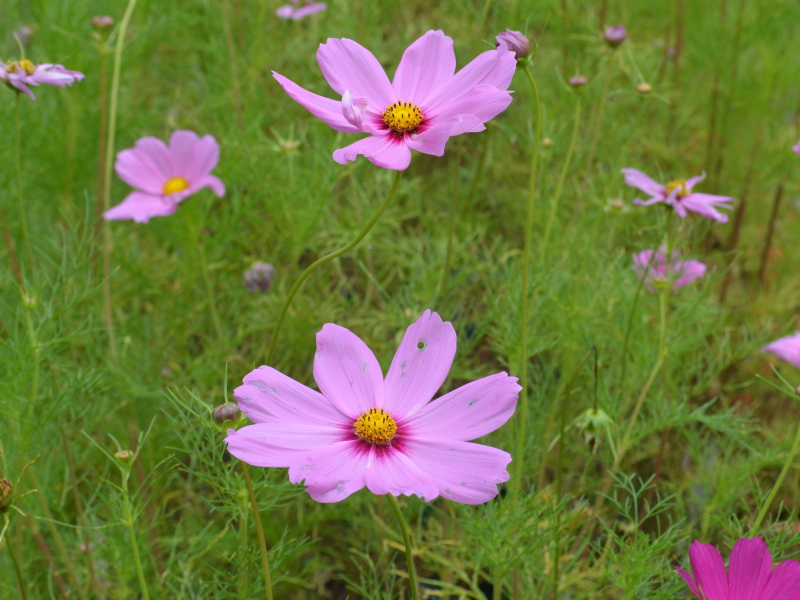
<box><xmin>569</xmin><ymin>75</ymin><xmax>587</xmax><ymax>88</ymax></box>
<box><xmin>213</xmin><ymin>402</ymin><xmax>243</xmax><ymax>426</ymax></box>
<box><xmin>495</xmin><ymin>29</ymin><xmax>530</xmax><ymax>60</ymax></box>
<box><xmin>243</xmin><ymin>262</ymin><xmax>276</xmax><ymax>293</ymax></box>
<box><xmin>0</xmin><ymin>479</ymin><xmax>13</xmax><ymax>512</ymax></box>
<box><xmin>604</xmin><ymin>24</ymin><xmax>627</xmax><ymax>47</ymax></box>
<box><xmin>0</xmin><ymin>59</ymin><xmax>85</xmax><ymax>101</ymax></box>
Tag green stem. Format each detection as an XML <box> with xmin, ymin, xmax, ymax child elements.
<box><xmin>618</xmin><ymin>252</ymin><xmax>656</xmax><ymax>398</ymax></box>
<box><xmin>15</xmin><ymin>94</ymin><xmax>34</xmax><ymax>271</ymax></box>
<box><xmin>750</xmin><ymin>417</ymin><xmax>800</xmax><ymax>535</ymax></box>
<box><xmin>460</xmin><ymin>127</ymin><xmax>491</xmax><ymax>220</ymax></box>
<box><xmin>583</xmin><ymin>54</ymin><xmax>614</xmax><ymax>185</ymax></box>
<box><xmin>541</xmin><ymin>97</ymin><xmax>581</xmax><ymax>260</ymax></box>
<box><xmin>24</xmin><ymin>307</ymin><xmax>39</xmax><ymax>425</ymax></box>
<box><xmin>242</xmin><ymin>462</ymin><xmax>273</xmax><ymax>600</ymax></box>
<box><xmin>6</xmin><ymin>522</ymin><xmax>28</xmax><ymax>600</ymax></box>
<box><xmin>386</xmin><ymin>494</ymin><xmax>419</xmax><ymax>600</ymax></box>
<box><xmin>439</xmin><ymin>139</ymin><xmax>462</xmax><ymax>311</ymax></box>
<box><xmin>659</xmin><ymin>289</ymin><xmax>668</xmax><ymax>395</ymax></box>
<box><xmin>102</xmin><ymin>0</ymin><xmax>138</xmax><ymax>358</ymax></box>
<box><xmin>513</xmin><ymin>65</ymin><xmax>542</xmax><ymax>490</ymax></box>
<box><xmin>184</xmin><ymin>210</ymin><xmax>224</xmax><ymax>341</ymax></box>
<box><xmin>238</xmin><ymin>492</ymin><xmax>249</xmax><ymax>600</ymax></box>
<box><xmin>266</xmin><ymin>170</ymin><xmax>402</xmax><ymax>364</ymax></box>
<box><xmin>122</xmin><ymin>469</ymin><xmax>149</xmax><ymax>600</ymax></box>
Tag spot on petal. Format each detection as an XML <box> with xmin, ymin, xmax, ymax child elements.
<box><xmin>417</xmin><ymin>340</ymin><xmax>426</xmax><ymax>351</ymax></box>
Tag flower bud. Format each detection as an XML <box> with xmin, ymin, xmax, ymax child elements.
<box><xmin>569</xmin><ymin>75</ymin><xmax>587</xmax><ymax>88</ymax></box>
<box><xmin>495</xmin><ymin>29</ymin><xmax>531</xmax><ymax>60</ymax></box>
<box><xmin>604</xmin><ymin>24</ymin><xmax>627</xmax><ymax>47</ymax></box>
<box><xmin>91</xmin><ymin>16</ymin><xmax>115</xmax><ymax>30</ymax></box>
<box><xmin>114</xmin><ymin>450</ymin><xmax>134</xmax><ymax>461</ymax></box>
<box><xmin>795</xmin><ymin>386</ymin><xmax>800</xmax><ymax>396</ymax></box>
<box><xmin>636</xmin><ymin>82</ymin><xmax>652</xmax><ymax>94</ymax></box>
<box><xmin>577</xmin><ymin>408</ymin><xmax>613</xmax><ymax>449</ymax></box>
<box><xmin>542</xmin><ymin>137</ymin><xmax>554</xmax><ymax>148</ymax></box>
<box><xmin>0</xmin><ymin>479</ymin><xmax>14</xmax><ymax>512</ymax></box>
<box><xmin>243</xmin><ymin>262</ymin><xmax>275</xmax><ymax>293</ymax></box>
<box><xmin>213</xmin><ymin>402</ymin><xmax>242</xmax><ymax>426</ymax></box>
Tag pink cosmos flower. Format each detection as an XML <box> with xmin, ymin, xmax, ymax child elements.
<box><xmin>225</xmin><ymin>310</ymin><xmax>521</xmax><ymax>504</ymax></box>
<box><xmin>761</xmin><ymin>332</ymin><xmax>800</xmax><ymax>368</ymax></box>
<box><xmin>676</xmin><ymin>537</ymin><xmax>800</xmax><ymax>600</ymax></box>
<box><xmin>633</xmin><ymin>247</ymin><xmax>706</xmax><ymax>291</ymax></box>
<box><xmin>1</xmin><ymin>59</ymin><xmax>84</xmax><ymax>100</ymax></box>
<box><xmin>276</xmin><ymin>0</ymin><xmax>326</xmax><ymax>20</ymax></box>
<box><xmin>622</xmin><ymin>168</ymin><xmax>734</xmax><ymax>222</ymax></box>
<box><xmin>273</xmin><ymin>30</ymin><xmax>516</xmax><ymax>171</ymax></box>
<box><xmin>104</xmin><ymin>130</ymin><xmax>225</xmax><ymax>224</ymax></box>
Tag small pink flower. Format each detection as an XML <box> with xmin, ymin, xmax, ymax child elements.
<box><xmin>1</xmin><ymin>59</ymin><xmax>84</xmax><ymax>100</ymax></box>
<box><xmin>104</xmin><ymin>130</ymin><xmax>225</xmax><ymax>224</ymax></box>
<box><xmin>676</xmin><ymin>537</ymin><xmax>800</xmax><ymax>600</ymax></box>
<box><xmin>604</xmin><ymin>24</ymin><xmax>627</xmax><ymax>46</ymax></box>
<box><xmin>761</xmin><ymin>332</ymin><xmax>800</xmax><ymax>368</ymax></box>
<box><xmin>793</xmin><ymin>139</ymin><xmax>800</xmax><ymax>156</ymax></box>
<box><xmin>276</xmin><ymin>0</ymin><xmax>326</xmax><ymax>20</ymax></box>
<box><xmin>273</xmin><ymin>30</ymin><xmax>516</xmax><ymax>171</ymax></box>
<box><xmin>225</xmin><ymin>310</ymin><xmax>521</xmax><ymax>504</ymax></box>
<box><xmin>633</xmin><ymin>247</ymin><xmax>706</xmax><ymax>291</ymax></box>
<box><xmin>622</xmin><ymin>168</ymin><xmax>734</xmax><ymax>222</ymax></box>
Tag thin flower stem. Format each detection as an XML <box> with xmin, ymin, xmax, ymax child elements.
<box><xmin>750</xmin><ymin>417</ymin><xmax>800</xmax><ymax>535</ymax></box>
<box><xmin>242</xmin><ymin>462</ymin><xmax>273</xmax><ymax>600</ymax></box>
<box><xmin>15</xmin><ymin>94</ymin><xmax>34</xmax><ymax>270</ymax></box>
<box><xmin>238</xmin><ymin>492</ymin><xmax>249</xmax><ymax>600</ymax></box>
<box><xmin>659</xmin><ymin>289</ymin><xmax>669</xmax><ymax>395</ymax></box>
<box><xmin>93</xmin><ymin>47</ymin><xmax>109</xmax><ymax>267</ymax></box>
<box><xmin>541</xmin><ymin>96</ymin><xmax>581</xmax><ymax>260</ymax></box>
<box><xmin>102</xmin><ymin>0</ymin><xmax>138</xmax><ymax>358</ymax></box>
<box><xmin>472</xmin><ymin>0</ymin><xmax>494</xmax><ymax>56</ymax></box>
<box><xmin>6</xmin><ymin>521</ymin><xmax>28</xmax><ymax>600</ymax></box>
<box><xmin>513</xmin><ymin>65</ymin><xmax>542</xmax><ymax>490</ymax></box>
<box><xmin>122</xmin><ymin>468</ymin><xmax>149</xmax><ymax>600</ymax></box>
<box><xmin>184</xmin><ymin>210</ymin><xmax>224</xmax><ymax>341</ymax></box>
<box><xmin>221</xmin><ymin>0</ymin><xmax>243</xmax><ymax>131</ymax></box>
<box><xmin>582</xmin><ymin>54</ymin><xmax>614</xmax><ymax>189</ymax></box>
<box><xmin>386</xmin><ymin>494</ymin><xmax>419</xmax><ymax>600</ymax></box>
<box><xmin>439</xmin><ymin>139</ymin><xmax>462</xmax><ymax>312</ymax></box>
<box><xmin>460</xmin><ymin>127</ymin><xmax>491</xmax><ymax>220</ymax></box>
<box><xmin>266</xmin><ymin>170</ymin><xmax>403</xmax><ymax>364</ymax></box>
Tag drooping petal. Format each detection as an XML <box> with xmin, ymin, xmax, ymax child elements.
<box><xmin>332</xmin><ymin>134</ymin><xmax>412</xmax><ymax>171</ymax></box>
<box><xmin>685</xmin><ymin>171</ymin><xmax>707</xmax><ymax>192</ymax></box>
<box><xmin>680</xmin><ymin>194</ymin><xmax>734</xmax><ymax>223</ymax></box>
<box><xmin>632</xmin><ymin>197</ymin><xmax>665</xmax><ymax>207</ymax></box>
<box><xmin>759</xmin><ymin>560</ymin><xmax>800</xmax><ymax>600</ymax></box>
<box><xmin>404</xmin><ymin>121</ymin><xmax>454</xmax><ymax>157</ymax></box>
<box><xmin>761</xmin><ymin>333</ymin><xmax>800</xmax><ymax>368</ymax></box>
<box><xmin>382</xmin><ymin>310</ymin><xmax>456</xmax><ymax>419</ymax></box>
<box><xmin>234</xmin><ymin>365</ymin><xmax>352</xmax><ymax>427</ymax></box>
<box><xmin>10</xmin><ymin>78</ymin><xmax>36</xmax><ymax>100</ymax></box>
<box><xmin>186</xmin><ymin>174</ymin><xmax>226</xmax><ymax>199</ymax></box>
<box><xmin>392</xmin><ymin>30</ymin><xmax>456</xmax><ymax>104</ymax></box>
<box><xmin>728</xmin><ymin>537</ymin><xmax>772</xmax><ymax>600</ymax></box>
<box><xmin>292</xmin><ymin>2</ymin><xmax>326</xmax><ymax>19</ymax></box>
<box><xmin>273</xmin><ymin>72</ymin><xmax>361</xmax><ymax>133</ymax></box>
<box><xmin>341</xmin><ymin>89</ymin><xmax>370</xmax><ymax>131</ymax></box>
<box><xmin>288</xmin><ymin>440</ymin><xmax>369</xmax><ymax>503</ymax></box>
<box><xmin>316</xmin><ymin>38</ymin><xmax>395</xmax><ymax>108</ymax></box>
<box><xmin>676</xmin><ymin>567</ymin><xmax>705</xmax><ymax>600</ymax></box>
<box><xmin>225</xmin><ymin>423</ymin><xmax>347</xmax><ymax>468</ymax></box>
<box><xmin>103</xmin><ymin>191</ymin><xmax>178</xmax><ymax>223</ymax></box>
<box><xmin>363</xmin><ymin>448</ymin><xmax>440</xmax><ymax>501</ymax></box>
<box><xmin>314</xmin><ymin>323</ymin><xmax>385</xmax><ymax>418</ymax></box>
<box><xmin>428</xmin><ymin>85</ymin><xmax>513</xmax><ymax>129</ymax></box>
<box><xmin>672</xmin><ymin>260</ymin><xmax>706</xmax><ymax>289</ymax></box>
<box><xmin>115</xmin><ymin>146</ymin><xmax>168</xmax><ymax>194</ymax></box>
<box><xmin>689</xmin><ymin>541</ymin><xmax>730</xmax><ymax>600</ymax></box>
<box><xmin>622</xmin><ymin>168</ymin><xmax>665</xmax><ymax>198</ymax></box>
<box><xmin>405</xmin><ymin>373</ymin><xmax>520</xmax><ymax>441</ymax></box>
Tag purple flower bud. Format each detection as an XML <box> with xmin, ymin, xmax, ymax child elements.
<box><xmin>604</xmin><ymin>24</ymin><xmax>627</xmax><ymax>47</ymax></box>
<box><xmin>91</xmin><ymin>15</ymin><xmax>115</xmax><ymax>30</ymax></box>
<box><xmin>495</xmin><ymin>29</ymin><xmax>531</xmax><ymax>60</ymax></box>
<box><xmin>243</xmin><ymin>262</ymin><xmax>275</xmax><ymax>293</ymax></box>
<box><xmin>569</xmin><ymin>75</ymin><xmax>588</xmax><ymax>88</ymax></box>
<box><xmin>213</xmin><ymin>402</ymin><xmax>242</xmax><ymax>426</ymax></box>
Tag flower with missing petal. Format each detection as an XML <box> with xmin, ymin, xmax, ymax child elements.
<box><xmin>225</xmin><ymin>310</ymin><xmax>521</xmax><ymax>504</ymax></box>
<box><xmin>276</xmin><ymin>0</ymin><xmax>326</xmax><ymax>20</ymax></box>
<box><xmin>761</xmin><ymin>332</ymin><xmax>800</xmax><ymax>368</ymax></box>
<box><xmin>1</xmin><ymin>59</ymin><xmax>84</xmax><ymax>100</ymax></box>
<box><xmin>622</xmin><ymin>168</ymin><xmax>734</xmax><ymax>222</ymax></box>
<box><xmin>676</xmin><ymin>537</ymin><xmax>800</xmax><ymax>600</ymax></box>
<box><xmin>273</xmin><ymin>30</ymin><xmax>516</xmax><ymax>171</ymax></box>
<box><xmin>104</xmin><ymin>130</ymin><xmax>225</xmax><ymax>223</ymax></box>
<box><xmin>633</xmin><ymin>247</ymin><xmax>706</xmax><ymax>292</ymax></box>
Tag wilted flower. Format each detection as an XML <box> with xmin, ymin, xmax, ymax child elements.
<box><xmin>244</xmin><ymin>262</ymin><xmax>275</xmax><ymax>292</ymax></box>
<box><xmin>677</xmin><ymin>537</ymin><xmax>800</xmax><ymax>600</ymax></box>
<box><xmin>1</xmin><ymin>59</ymin><xmax>84</xmax><ymax>100</ymax></box>
<box><xmin>633</xmin><ymin>248</ymin><xmax>706</xmax><ymax>292</ymax></box>
<box><xmin>761</xmin><ymin>332</ymin><xmax>800</xmax><ymax>368</ymax></box>
<box><xmin>104</xmin><ymin>130</ymin><xmax>225</xmax><ymax>223</ymax></box>
<box><xmin>91</xmin><ymin>15</ymin><xmax>115</xmax><ymax>29</ymax></box>
<box><xmin>495</xmin><ymin>29</ymin><xmax>530</xmax><ymax>60</ymax></box>
<box><xmin>0</xmin><ymin>479</ymin><xmax>13</xmax><ymax>512</ymax></box>
<box><xmin>569</xmin><ymin>75</ymin><xmax>587</xmax><ymax>88</ymax></box>
<box><xmin>276</xmin><ymin>0</ymin><xmax>327</xmax><ymax>20</ymax></box>
<box><xmin>274</xmin><ymin>30</ymin><xmax>516</xmax><ymax>171</ymax></box>
<box><xmin>226</xmin><ymin>310</ymin><xmax>521</xmax><ymax>504</ymax></box>
<box><xmin>604</xmin><ymin>24</ymin><xmax>627</xmax><ymax>47</ymax></box>
<box><xmin>622</xmin><ymin>168</ymin><xmax>734</xmax><ymax>222</ymax></box>
<box><xmin>213</xmin><ymin>402</ymin><xmax>243</xmax><ymax>426</ymax></box>
<box><xmin>636</xmin><ymin>82</ymin><xmax>652</xmax><ymax>94</ymax></box>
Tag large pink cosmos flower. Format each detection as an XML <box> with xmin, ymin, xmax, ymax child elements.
<box><xmin>276</xmin><ymin>0</ymin><xmax>326</xmax><ymax>20</ymax></box>
<box><xmin>273</xmin><ymin>30</ymin><xmax>516</xmax><ymax>171</ymax></box>
<box><xmin>225</xmin><ymin>310</ymin><xmax>521</xmax><ymax>504</ymax></box>
<box><xmin>622</xmin><ymin>168</ymin><xmax>734</xmax><ymax>222</ymax></box>
<box><xmin>104</xmin><ymin>130</ymin><xmax>225</xmax><ymax>223</ymax></box>
<box><xmin>761</xmin><ymin>332</ymin><xmax>800</xmax><ymax>368</ymax></box>
<box><xmin>1</xmin><ymin>59</ymin><xmax>84</xmax><ymax>100</ymax></box>
<box><xmin>632</xmin><ymin>247</ymin><xmax>706</xmax><ymax>292</ymax></box>
<box><xmin>677</xmin><ymin>537</ymin><xmax>800</xmax><ymax>600</ymax></box>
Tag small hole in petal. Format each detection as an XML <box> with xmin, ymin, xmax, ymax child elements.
<box><xmin>417</xmin><ymin>340</ymin><xmax>426</xmax><ymax>350</ymax></box>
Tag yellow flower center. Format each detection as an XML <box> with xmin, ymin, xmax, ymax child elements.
<box><xmin>163</xmin><ymin>176</ymin><xmax>190</xmax><ymax>196</ymax></box>
<box><xmin>7</xmin><ymin>59</ymin><xmax>36</xmax><ymax>75</ymax></box>
<box><xmin>664</xmin><ymin>179</ymin><xmax>688</xmax><ymax>198</ymax></box>
<box><xmin>382</xmin><ymin>101</ymin><xmax>424</xmax><ymax>133</ymax></box>
<box><xmin>353</xmin><ymin>407</ymin><xmax>398</xmax><ymax>445</ymax></box>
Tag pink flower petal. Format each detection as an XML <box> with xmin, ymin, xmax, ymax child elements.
<box><xmin>115</xmin><ymin>147</ymin><xmax>168</xmax><ymax>194</ymax></box>
<box><xmin>794</xmin><ymin>140</ymin><xmax>800</xmax><ymax>156</ymax></box>
<box><xmin>759</xmin><ymin>560</ymin><xmax>800</xmax><ymax>600</ymax></box>
<box><xmin>235</xmin><ymin>365</ymin><xmax>351</xmax><ymax>427</ymax></box>
<box><xmin>680</xmin><ymin>193</ymin><xmax>734</xmax><ymax>223</ymax></box>
<box><xmin>272</xmin><ymin>72</ymin><xmax>361</xmax><ymax>133</ymax></box>
<box><xmin>291</xmin><ymin>2</ymin><xmax>326</xmax><ymax>19</ymax></box>
<box><xmin>382</xmin><ymin>310</ymin><xmax>456</xmax><ymax>419</ymax></box>
<box><xmin>341</xmin><ymin>89</ymin><xmax>370</xmax><ymax>131</ymax></box>
<box><xmin>186</xmin><ymin>174</ymin><xmax>226</xmax><ymax>199</ymax></box>
<box><xmin>761</xmin><ymin>333</ymin><xmax>800</xmax><ymax>368</ymax></box>
<box><xmin>363</xmin><ymin>448</ymin><xmax>440</xmax><ymax>500</ymax></box>
<box><xmin>449</xmin><ymin>114</ymin><xmax>485</xmax><ymax>136</ymax></box>
<box><xmin>676</xmin><ymin>567</ymin><xmax>705</xmax><ymax>600</ymax></box>
<box><xmin>288</xmin><ymin>440</ymin><xmax>369</xmax><ymax>502</ymax></box>
<box><xmin>103</xmin><ymin>191</ymin><xmax>178</xmax><ymax>223</ymax></box>
<box><xmin>316</xmin><ymin>38</ymin><xmax>395</xmax><ymax>109</ymax></box>
<box><xmin>332</xmin><ymin>134</ymin><xmax>412</xmax><ymax>171</ymax></box>
<box><xmin>689</xmin><ymin>541</ymin><xmax>730</xmax><ymax>600</ymax></box>
<box><xmin>225</xmin><ymin>422</ymin><xmax>347</xmax><ymax>467</ymax></box>
<box><xmin>405</xmin><ymin>121</ymin><xmax>454</xmax><ymax>157</ymax></box>
<box><xmin>728</xmin><ymin>537</ymin><xmax>772</xmax><ymax>600</ymax></box>
<box><xmin>314</xmin><ymin>323</ymin><xmax>385</xmax><ymax>418</ymax></box>
<box><xmin>673</xmin><ymin>260</ymin><xmax>707</xmax><ymax>289</ymax></box>
<box><xmin>405</xmin><ymin>372</ymin><xmax>520</xmax><ymax>441</ymax></box>
<box><xmin>621</xmin><ymin>168</ymin><xmax>664</xmax><ymax>198</ymax></box>
<box><xmin>685</xmin><ymin>171</ymin><xmax>707</xmax><ymax>192</ymax></box>
<box><xmin>275</xmin><ymin>5</ymin><xmax>294</xmax><ymax>18</ymax></box>
<box><xmin>392</xmin><ymin>30</ymin><xmax>456</xmax><ymax>104</ymax></box>
<box><xmin>427</xmin><ymin>84</ymin><xmax>512</xmax><ymax>129</ymax></box>
<box><xmin>132</xmin><ymin>136</ymin><xmax>177</xmax><ymax>181</ymax></box>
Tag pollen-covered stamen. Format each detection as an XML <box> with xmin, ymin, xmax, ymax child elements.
<box><xmin>665</xmin><ymin>179</ymin><xmax>689</xmax><ymax>199</ymax></box>
<box><xmin>382</xmin><ymin>101</ymin><xmax>424</xmax><ymax>133</ymax></box>
<box><xmin>354</xmin><ymin>407</ymin><xmax>398</xmax><ymax>445</ymax></box>
<box><xmin>163</xmin><ymin>176</ymin><xmax>190</xmax><ymax>196</ymax></box>
<box><xmin>7</xmin><ymin>59</ymin><xmax>36</xmax><ymax>76</ymax></box>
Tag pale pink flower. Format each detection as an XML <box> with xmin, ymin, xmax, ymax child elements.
<box><xmin>793</xmin><ymin>140</ymin><xmax>800</xmax><ymax>156</ymax></box>
<box><xmin>1</xmin><ymin>59</ymin><xmax>84</xmax><ymax>100</ymax></box>
<box><xmin>276</xmin><ymin>0</ymin><xmax>326</xmax><ymax>20</ymax></box>
<box><xmin>273</xmin><ymin>30</ymin><xmax>516</xmax><ymax>171</ymax></box>
<box><xmin>622</xmin><ymin>168</ymin><xmax>734</xmax><ymax>222</ymax></box>
<box><xmin>676</xmin><ymin>537</ymin><xmax>800</xmax><ymax>600</ymax></box>
<box><xmin>104</xmin><ymin>130</ymin><xmax>225</xmax><ymax>223</ymax></box>
<box><xmin>604</xmin><ymin>24</ymin><xmax>627</xmax><ymax>46</ymax></box>
<box><xmin>633</xmin><ymin>247</ymin><xmax>706</xmax><ymax>291</ymax></box>
<box><xmin>761</xmin><ymin>332</ymin><xmax>800</xmax><ymax>368</ymax></box>
<box><xmin>225</xmin><ymin>310</ymin><xmax>520</xmax><ymax>504</ymax></box>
